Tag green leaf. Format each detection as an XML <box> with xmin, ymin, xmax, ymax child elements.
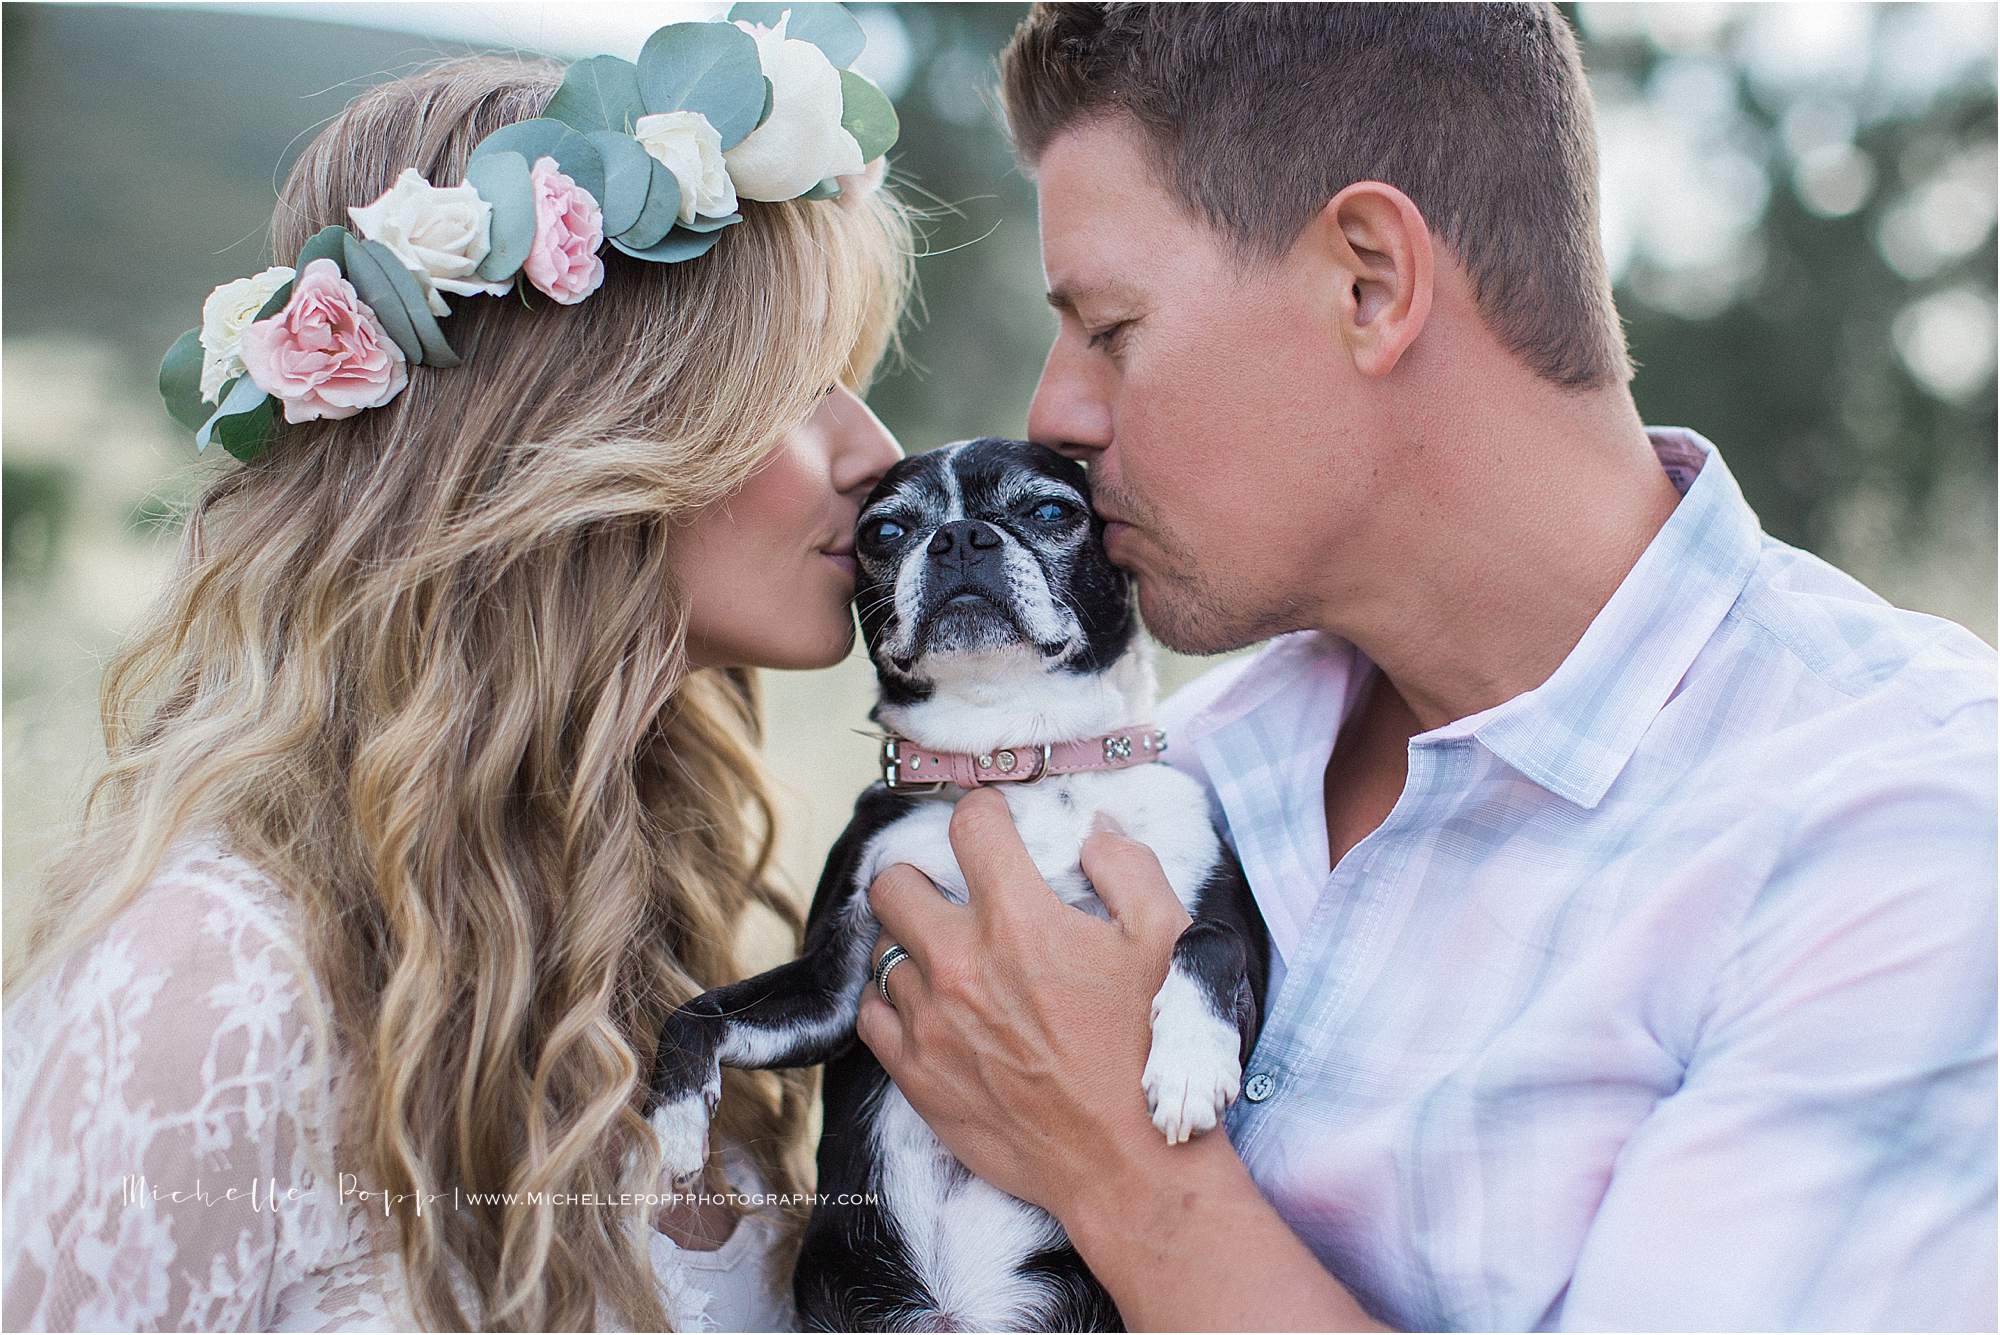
<box><xmin>757</xmin><ymin>76</ymin><xmax>775</xmax><ymax>131</ymax></box>
<box><xmin>801</xmin><ymin>178</ymin><xmax>841</xmax><ymax>201</ymax></box>
<box><xmin>728</xmin><ymin>3</ymin><xmax>865</xmax><ymax>68</ymax></box>
<box><xmin>194</xmin><ymin>374</ymin><xmax>270</xmax><ymax>454</ymax></box>
<box><xmin>294</xmin><ymin>224</ymin><xmax>349</xmax><ymax>276</ymax></box>
<box><xmin>251</xmin><ymin>278</ymin><xmax>294</xmax><ymax>322</ymax></box>
<box><xmin>587</xmin><ymin>130</ymin><xmax>653</xmax><ymax>238</ymax></box>
<box><xmin>681</xmin><ymin>211</ymin><xmax>741</xmax><ymax>234</ymax></box>
<box><xmin>610</xmin><ymin>226</ymin><xmax>725</xmax><ymax>264</ymax></box>
<box><xmin>636</xmin><ymin>22</ymin><xmax>764</xmax><ymax>150</ymax></box>
<box><xmin>471</xmin><ymin>118</ymin><xmax>606</xmax><ymax>209</ymax></box>
<box><xmin>332</xmin><ymin>238</ymin><xmax>421</xmax><ymax>363</ymax></box>
<box><xmin>341</xmin><ymin>234</ymin><xmax>461</xmax><ymax>368</ymax></box>
<box><xmin>616</xmin><ymin>160</ymin><xmax>683</xmax><ymax>250</ymax></box>
<box><xmin>159</xmin><ymin>329</ymin><xmax>211</xmax><ymax>432</ymax></box>
<box><xmin>215</xmin><ymin>395</ymin><xmax>277</xmax><ymax>463</ymax></box>
<box><xmin>543</xmin><ymin>55</ymin><xmax>645</xmax><ymax>134</ymax></box>
<box><xmin>465</xmin><ymin>151</ymin><xmax>535</xmax><ymax>282</ymax></box>
<box><xmin>839</xmin><ymin>70</ymin><xmax>898</xmax><ymax>163</ymax></box>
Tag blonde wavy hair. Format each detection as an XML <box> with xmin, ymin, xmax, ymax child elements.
<box><xmin>11</xmin><ymin>52</ymin><xmax>911</xmax><ymax>1331</ymax></box>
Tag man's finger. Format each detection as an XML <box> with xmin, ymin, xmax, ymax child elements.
<box><xmin>868</xmin><ymin>862</ymin><xmax>964</xmax><ymax>964</ymax></box>
<box><xmin>1079</xmin><ymin>828</ymin><xmax>1191</xmax><ymax>943</ymax></box>
<box><xmin>855</xmin><ymin>989</ymin><xmax>907</xmax><ymax>1071</ymax></box>
<box><xmin>947</xmin><ymin>787</ymin><xmax>1057</xmax><ymax>929</ymax></box>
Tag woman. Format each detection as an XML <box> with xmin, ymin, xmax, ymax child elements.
<box><xmin>2</xmin><ymin>44</ymin><xmax>910</xmax><ymax>1332</ymax></box>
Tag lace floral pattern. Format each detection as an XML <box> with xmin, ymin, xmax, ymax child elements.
<box><xmin>3</xmin><ymin>837</ymin><xmax>790</xmax><ymax>1332</ymax></box>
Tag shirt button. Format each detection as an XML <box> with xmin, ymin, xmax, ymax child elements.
<box><xmin>1244</xmin><ymin>1071</ymin><xmax>1276</xmax><ymax>1102</ymax></box>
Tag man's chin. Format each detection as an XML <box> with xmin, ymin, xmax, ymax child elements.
<box><xmin>1134</xmin><ymin>578</ymin><xmax>1273</xmax><ymax>658</ymax></box>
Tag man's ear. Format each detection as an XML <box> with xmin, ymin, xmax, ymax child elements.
<box><xmin>1306</xmin><ymin>181</ymin><xmax>1434</xmax><ymax>379</ymax></box>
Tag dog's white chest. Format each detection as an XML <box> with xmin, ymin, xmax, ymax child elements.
<box><xmin>858</xmin><ymin>764</ymin><xmax>1223</xmax><ymax>914</ymax></box>
<box><xmin>870</xmin><ymin>1088</ymin><xmax>1070</xmax><ymax>1328</ymax></box>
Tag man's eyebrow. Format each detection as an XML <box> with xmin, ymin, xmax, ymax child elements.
<box><xmin>1045</xmin><ymin>280</ymin><xmax>1138</xmax><ymax>313</ymax></box>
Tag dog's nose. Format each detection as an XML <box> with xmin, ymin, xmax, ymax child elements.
<box><xmin>927</xmin><ymin>520</ymin><xmax>1002</xmax><ymax>564</ymax></box>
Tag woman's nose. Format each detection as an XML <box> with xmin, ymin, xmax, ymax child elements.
<box><xmin>829</xmin><ymin>387</ymin><xmax>902</xmax><ymax>495</ymax></box>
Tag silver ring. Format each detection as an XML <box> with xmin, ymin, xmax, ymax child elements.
<box><xmin>874</xmin><ymin>944</ymin><xmax>911</xmax><ymax>1007</ymax></box>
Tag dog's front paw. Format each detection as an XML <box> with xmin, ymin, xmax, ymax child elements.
<box><xmin>1141</xmin><ymin>969</ymin><xmax>1244</xmax><ymax>1146</ymax></box>
<box><xmin>651</xmin><ymin>1021</ymin><xmax>723</xmax><ymax>1182</ymax></box>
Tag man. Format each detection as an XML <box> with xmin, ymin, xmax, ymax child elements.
<box><xmin>857</xmin><ymin>5</ymin><xmax>1998</xmax><ymax>1329</ymax></box>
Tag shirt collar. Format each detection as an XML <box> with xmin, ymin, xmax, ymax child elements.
<box><xmin>1442</xmin><ymin>426</ymin><xmax>1763</xmax><ymax>808</ymax></box>
<box><xmin>1172</xmin><ymin>427</ymin><xmax>1763</xmax><ymax>810</ymax></box>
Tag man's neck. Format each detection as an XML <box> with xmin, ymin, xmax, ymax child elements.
<box><xmin>1325</xmin><ymin>387</ymin><xmax>1683</xmax><ymax>734</ymax></box>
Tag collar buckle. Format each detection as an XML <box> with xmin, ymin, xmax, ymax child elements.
<box><xmin>881</xmin><ymin>736</ymin><xmax>946</xmax><ymax>793</ymax></box>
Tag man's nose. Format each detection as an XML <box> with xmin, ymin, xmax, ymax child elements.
<box><xmin>928</xmin><ymin>520</ymin><xmax>1002</xmax><ymax>566</ymax></box>
<box><xmin>1027</xmin><ymin>337</ymin><xmax>1112</xmax><ymax>462</ymax></box>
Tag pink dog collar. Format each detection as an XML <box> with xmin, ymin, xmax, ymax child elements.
<box><xmin>880</xmin><ymin>726</ymin><xmax>1169</xmax><ymax>792</ymax></box>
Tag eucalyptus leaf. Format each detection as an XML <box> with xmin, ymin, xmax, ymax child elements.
<box><xmin>757</xmin><ymin>76</ymin><xmax>774</xmax><ymax>131</ymax></box>
<box><xmin>681</xmin><ymin>211</ymin><xmax>742</xmax><ymax>234</ymax></box>
<box><xmin>465</xmin><ymin>151</ymin><xmax>535</xmax><ymax>282</ymax></box>
<box><xmin>471</xmin><ymin>118</ymin><xmax>606</xmax><ymax>208</ymax></box>
<box><xmin>610</xmin><ymin>227</ymin><xmax>725</xmax><ymax>264</ymax></box>
<box><xmin>341</xmin><ymin>235</ymin><xmax>461</xmax><ymax>367</ymax></box>
<box><xmin>616</xmin><ymin>160</ymin><xmax>683</xmax><ymax>250</ymax></box>
<box><xmin>839</xmin><ymin>69</ymin><xmax>898</xmax><ymax>163</ymax></box>
<box><xmin>543</xmin><ymin>55</ymin><xmax>645</xmax><ymax>134</ymax></box>
<box><xmin>194</xmin><ymin>374</ymin><xmax>269</xmax><ymax>453</ymax></box>
<box><xmin>728</xmin><ymin>2</ymin><xmax>865</xmax><ymax>68</ymax></box>
<box><xmin>636</xmin><ymin>22</ymin><xmax>764</xmax><ymax>149</ymax></box>
<box><xmin>357</xmin><ymin>236</ymin><xmax>462</xmax><ymax>366</ymax></box>
<box><xmin>294</xmin><ymin>224</ymin><xmax>349</xmax><ymax>276</ymax></box>
<box><xmin>159</xmin><ymin>329</ymin><xmax>211</xmax><ymax>431</ymax></box>
<box><xmin>332</xmin><ymin>239</ymin><xmax>422</xmax><ymax>363</ymax></box>
<box><xmin>587</xmin><ymin>130</ymin><xmax>654</xmax><ymax>237</ymax></box>
<box><xmin>251</xmin><ymin>279</ymin><xmax>295</xmax><ymax>322</ymax></box>
<box><xmin>801</xmin><ymin>179</ymin><xmax>841</xmax><ymax>201</ymax></box>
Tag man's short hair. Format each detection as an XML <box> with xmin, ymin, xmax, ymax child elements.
<box><xmin>999</xmin><ymin>2</ymin><xmax>1632</xmax><ymax>390</ymax></box>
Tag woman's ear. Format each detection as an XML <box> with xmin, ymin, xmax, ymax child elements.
<box><xmin>1305</xmin><ymin>180</ymin><xmax>1435</xmax><ymax>380</ymax></box>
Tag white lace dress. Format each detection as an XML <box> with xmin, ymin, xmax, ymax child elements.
<box><xmin>1</xmin><ymin>837</ymin><xmax>798</xmax><ymax>1332</ymax></box>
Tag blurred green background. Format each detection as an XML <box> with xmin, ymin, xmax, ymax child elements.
<box><xmin>5</xmin><ymin>2</ymin><xmax>1995</xmax><ymax>967</ymax></box>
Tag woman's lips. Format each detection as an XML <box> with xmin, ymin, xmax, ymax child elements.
<box><xmin>823</xmin><ymin>551</ymin><xmax>857</xmax><ymax>578</ymax></box>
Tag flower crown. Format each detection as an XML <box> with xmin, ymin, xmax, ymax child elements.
<box><xmin>157</xmin><ymin>3</ymin><xmax>898</xmax><ymax>462</ymax></box>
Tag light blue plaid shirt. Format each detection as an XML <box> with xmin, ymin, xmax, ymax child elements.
<box><xmin>1159</xmin><ymin>427</ymin><xmax>1997</xmax><ymax>1331</ymax></box>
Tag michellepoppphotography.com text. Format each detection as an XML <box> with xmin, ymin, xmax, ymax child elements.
<box><xmin>120</xmin><ymin>1174</ymin><xmax>877</xmax><ymax>1218</ymax></box>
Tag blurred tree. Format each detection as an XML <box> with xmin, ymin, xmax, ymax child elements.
<box><xmin>1576</xmin><ymin>3</ymin><xmax>1996</xmax><ymax>587</ymax></box>
<box><xmin>2</xmin><ymin>2</ymin><xmax>1992</xmax><ymax>636</ymax></box>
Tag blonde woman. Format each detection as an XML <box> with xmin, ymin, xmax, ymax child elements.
<box><xmin>2</xmin><ymin>40</ymin><xmax>911</xmax><ymax>1333</ymax></box>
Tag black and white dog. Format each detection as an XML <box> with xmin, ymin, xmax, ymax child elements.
<box><xmin>648</xmin><ymin>438</ymin><xmax>1269</xmax><ymax>1331</ymax></box>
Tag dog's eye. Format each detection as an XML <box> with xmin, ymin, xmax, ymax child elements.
<box><xmin>1029</xmin><ymin>500</ymin><xmax>1075</xmax><ymax>524</ymax></box>
<box><xmin>862</xmin><ymin>517</ymin><xmax>907</xmax><ymax>548</ymax></box>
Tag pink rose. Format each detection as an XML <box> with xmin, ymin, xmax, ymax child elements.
<box><xmin>523</xmin><ymin>155</ymin><xmax>605</xmax><ymax>305</ymax></box>
<box><xmin>237</xmin><ymin>258</ymin><xmax>409</xmax><ymax>423</ymax></box>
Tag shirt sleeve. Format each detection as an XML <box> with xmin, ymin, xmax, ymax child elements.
<box><xmin>2</xmin><ymin>858</ymin><xmax>328</xmax><ymax>1332</ymax></box>
<box><xmin>1552</xmin><ymin>708</ymin><xmax>1998</xmax><ymax>1331</ymax></box>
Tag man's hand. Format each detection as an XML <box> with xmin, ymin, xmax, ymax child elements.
<box><xmin>857</xmin><ymin>788</ymin><xmax>1386</xmax><ymax>1331</ymax></box>
<box><xmin>856</xmin><ymin>787</ymin><xmax>1191</xmax><ymax>1216</ymax></box>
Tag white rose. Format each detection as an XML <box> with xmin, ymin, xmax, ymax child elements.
<box><xmin>633</xmin><ymin>110</ymin><xmax>740</xmax><ymax>224</ymax></box>
<box><xmin>198</xmin><ymin>265</ymin><xmax>294</xmax><ymax>404</ymax></box>
<box><xmin>723</xmin><ymin>14</ymin><xmax>865</xmax><ymax>203</ymax></box>
<box><xmin>347</xmin><ymin>167</ymin><xmax>512</xmax><ymax>316</ymax></box>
